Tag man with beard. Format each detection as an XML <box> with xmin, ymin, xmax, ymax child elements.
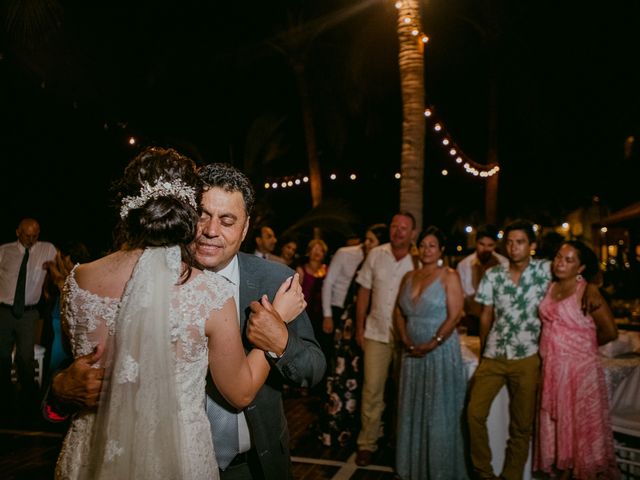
<box><xmin>456</xmin><ymin>224</ymin><xmax>507</xmax><ymax>335</ymax></box>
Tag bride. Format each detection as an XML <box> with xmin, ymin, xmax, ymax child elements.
<box><xmin>54</xmin><ymin>147</ymin><xmax>305</xmax><ymax>479</ymax></box>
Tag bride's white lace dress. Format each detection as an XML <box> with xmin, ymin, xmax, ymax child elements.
<box><xmin>55</xmin><ymin>247</ymin><xmax>232</xmax><ymax>479</ymax></box>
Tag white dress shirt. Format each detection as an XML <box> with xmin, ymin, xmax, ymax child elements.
<box><xmin>355</xmin><ymin>243</ymin><xmax>415</xmax><ymax>343</ymax></box>
<box><xmin>321</xmin><ymin>245</ymin><xmax>364</xmax><ymax>317</ymax></box>
<box><xmin>215</xmin><ymin>255</ymin><xmax>251</xmax><ymax>454</ymax></box>
<box><xmin>456</xmin><ymin>251</ymin><xmax>508</xmax><ymax>298</ymax></box>
<box><xmin>0</xmin><ymin>240</ymin><xmax>57</xmax><ymax>306</ymax></box>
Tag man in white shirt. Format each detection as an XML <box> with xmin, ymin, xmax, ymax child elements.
<box><xmin>0</xmin><ymin>218</ymin><xmax>56</xmax><ymax>410</ymax></box>
<box><xmin>252</xmin><ymin>225</ymin><xmax>282</xmax><ymax>262</ymax></box>
<box><xmin>456</xmin><ymin>224</ymin><xmax>508</xmax><ymax>335</ymax></box>
<box><xmin>353</xmin><ymin>213</ymin><xmax>417</xmax><ymax>466</ymax></box>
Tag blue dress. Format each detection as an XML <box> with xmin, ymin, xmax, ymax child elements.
<box><xmin>396</xmin><ymin>276</ymin><xmax>469</xmax><ymax>480</ymax></box>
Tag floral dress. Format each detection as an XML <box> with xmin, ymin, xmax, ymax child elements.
<box><xmin>318</xmin><ymin>265</ymin><xmax>363</xmax><ymax>448</ymax></box>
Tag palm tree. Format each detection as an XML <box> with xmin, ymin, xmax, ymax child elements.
<box><xmin>267</xmin><ymin>9</ymin><xmax>328</xmax><ymax>210</ymax></box>
<box><xmin>396</xmin><ymin>0</ymin><xmax>425</xmax><ymax>230</ymax></box>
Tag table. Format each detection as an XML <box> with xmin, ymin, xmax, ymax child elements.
<box><xmin>600</xmin><ymin>330</ymin><xmax>640</xmax><ymax>436</ymax></box>
<box><xmin>460</xmin><ymin>335</ymin><xmax>533</xmax><ymax>480</ymax></box>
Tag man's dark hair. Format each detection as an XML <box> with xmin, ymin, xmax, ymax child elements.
<box><xmin>252</xmin><ymin>225</ymin><xmax>271</xmax><ymax>242</ymax></box>
<box><xmin>198</xmin><ymin>163</ymin><xmax>255</xmax><ymax>216</ymax></box>
<box><xmin>475</xmin><ymin>224</ymin><xmax>500</xmax><ymax>242</ymax></box>
<box><xmin>503</xmin><ymin>219</ymin><xmax>536</xmax><ymax>243</ymax></box>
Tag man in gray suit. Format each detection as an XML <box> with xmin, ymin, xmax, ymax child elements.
<box><xmin>47</xmin><ymin>163</ymin><xmax>326</xmax><ymax>480</ymax></box>
<box><xmin>196</xmin><ymin>163</ymin><xmax>325</xmax><ymax>479</ymax></box>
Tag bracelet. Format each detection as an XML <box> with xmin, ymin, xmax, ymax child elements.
<box><xmin>433</xmin><ymin>334</ymin><xmax>444</xmax><ymax>345</ymax></box>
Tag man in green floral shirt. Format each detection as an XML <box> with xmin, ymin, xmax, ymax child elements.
<box><xmin>467</xmin><ymin>219</ymin><xmax>550</xmax><ymax>480</ymax></box>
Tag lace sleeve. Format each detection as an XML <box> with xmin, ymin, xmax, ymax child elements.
<box><xmin>202</xmin><ymin>271</ymin><xmax>234</xmax><ymax>311</ymax></box>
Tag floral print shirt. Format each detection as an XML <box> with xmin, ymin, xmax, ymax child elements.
<box><xmin>475</xmin><ymin>258</ymin><xmax>551</xmax><ymax>359</ymax></box>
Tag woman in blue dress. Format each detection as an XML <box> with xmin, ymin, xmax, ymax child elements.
<box><xmin>394</xmin><ymin>226</ymin><xmax>469</xmax><ymax>479</ymax></box>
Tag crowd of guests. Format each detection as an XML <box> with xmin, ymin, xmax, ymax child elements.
<box><xmin>304</xmin><ymin>216</ymin><xmax>619</xmax><ymax>479</ymax></box>
<box><xmin>0</xmin><ymin>146</ymin><xmax>625</xmax><ymax>479</ymax></box>
<box><xmin>245</xmin><ymin>214</ymin><xmax>622</xmax><ymax>479</ymax></box>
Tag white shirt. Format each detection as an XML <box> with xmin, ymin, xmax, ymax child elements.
<box><xmin>355</xmin><ymin>243</ymin><xmax>415</xmax><ymax>343</ymax></box>
<box><xmin>253</xmin><ymin>250</ymin><xmax>284</xmax><ymax>264</ymax></box>
<box><xmin>0</xmin><ymin>240</ymin><xmax>57</xmax><ymax>306</ymax></box>
<box><xmin>217</xmin><ymin>255</ymin><xmax>240</xmax><ymax>320</ymax></box>
<box><xmin>214</xmin><ymin>255</ymin><xmax>251</xmax><ymax>453</ymax></box>
<box><xmin>321</xmin><ymin>245</ymin><xmax>364</xmax><ymax>317</ymax></box>
<box><xmin>456</xmin><ymin>251</ymin><xmax>508</xmax><ymax>298</ymax></box>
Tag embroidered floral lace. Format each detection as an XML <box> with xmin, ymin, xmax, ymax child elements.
<box><xmin>55</xmin><ymin>247</ymin><xmax>233</xmax><ymax>480</ymax></box>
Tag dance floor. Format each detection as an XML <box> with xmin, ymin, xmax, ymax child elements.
<box><xmin>0</xmin><ymin>390</ymin><xmax>396</xmax><ymax>480</ymax></box>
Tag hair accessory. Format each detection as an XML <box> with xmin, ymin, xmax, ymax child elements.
<box><xmin>120</xmin><ymin>179</ymin><xmax>197</xmax><ymax>219</ymax></box>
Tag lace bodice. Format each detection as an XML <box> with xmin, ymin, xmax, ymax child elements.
<box><xmin>56</xmin><ymin>250</ymin><xmax>233</xmax><ymax>480</ymax></box>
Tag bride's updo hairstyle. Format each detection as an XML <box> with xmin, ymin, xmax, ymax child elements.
<box><xmin>112</xmin><ymin>146</ymin><xmax>202</xmax><ymax>252</ymax></box>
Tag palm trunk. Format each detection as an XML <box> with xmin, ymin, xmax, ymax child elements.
<box><xmin>485</xmin><ymin>39</ymin><xmax>499</xmax><ymax>225</ymax></box>
<box><xmin>397</xmin><ymin>0</ymin><xmax>425</xmax><ymax>231</ymax></box>
<box><xmin>293</xmin><ymin>62</ymin><xmax>322</xmax><ymax>209</ymax></box>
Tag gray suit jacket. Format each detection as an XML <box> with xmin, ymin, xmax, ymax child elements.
<box><xmin>206</xmin><ymin>252</ymin><xmax>326</xmax><ymax>479</ymax></box>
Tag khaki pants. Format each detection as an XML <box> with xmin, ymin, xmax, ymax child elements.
<box><xmin>467</xmin><ymin>354</ymin><xmax>540</xmax><ymax>480</ymax></box>
<box><xmin>357</xmin><ymin>338</ymin><xmax>398</xmax><ymax>451</ymax></box>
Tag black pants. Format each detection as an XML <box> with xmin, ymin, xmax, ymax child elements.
<box><xmin>0</xmin><ymin>307</ymin><xmax>38</xmax><ymax>395</ymax></box>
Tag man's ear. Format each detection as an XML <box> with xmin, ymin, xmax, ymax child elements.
<box><xmin>530</xmin><ymin>241</ymin><xmax>537</xmax><ymax>254</ymax></box>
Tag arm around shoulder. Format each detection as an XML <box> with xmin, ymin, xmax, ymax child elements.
<box><xmin>588</xmin><ymin>289</ymin><xmax>618</xmax><ymax>345</ymax></box>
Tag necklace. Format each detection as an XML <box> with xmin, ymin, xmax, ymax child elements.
<box><xmin>553</xmin><ymin>280</ymin><xmax>576</xmax><ymax>300</ymax></box>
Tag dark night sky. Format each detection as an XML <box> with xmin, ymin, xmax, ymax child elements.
<box><xmin>1</xmin><ymin>0</ymin><xmax>639</xmax><ymax>255</ymax></box>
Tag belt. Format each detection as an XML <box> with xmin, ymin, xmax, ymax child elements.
<box><xmin>227</xmin><ymin>451</ymin><xmax>249</xmax><ymax>467</ymax></box>
<box><xmin>0</xmin><ymin>303</ymin><xmax>38</xmax><ymax>311</ymax></box>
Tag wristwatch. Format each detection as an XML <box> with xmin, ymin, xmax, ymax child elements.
<box><xmin>433</xmin><ymin>334</ymin><xmax>444</xmax><ymax>345</ymax></box>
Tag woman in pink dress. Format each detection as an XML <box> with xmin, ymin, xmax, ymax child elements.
<box><xmin>535</xmin><ymin>240</ymin><xmax>620</xmax><ymax>479</ymax></box>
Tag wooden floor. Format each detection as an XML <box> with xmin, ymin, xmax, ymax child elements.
<box><xmin>0</xmin><ymin>389</ymin><xmax>396</xmax><ymax>480</ymax></box>
<box><xmin>2</xmin><ymin>390</ymin><xmax>638</xmax><ymax>479</ymax></box>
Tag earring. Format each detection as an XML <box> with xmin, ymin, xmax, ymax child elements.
<box><xmin>576</xmin><ymin>274</ymin><xmax>583</xmax><ymax>282</ymax></box>
<box><xmin>437</xmin><ymin>258</ymin><xmax>443</xmax><ymax>267</ymax></box>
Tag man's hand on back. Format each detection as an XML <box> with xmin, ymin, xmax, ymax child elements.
<box><xmin>52</xmin><ymin>344</ymin><xmax>105</xmax><ymax>408</ymax></box>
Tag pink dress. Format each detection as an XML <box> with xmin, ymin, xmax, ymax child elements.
<box><xmin>535</xmin><ymin>280</ymin><xmax>619</xmax><ymax>479</ymax></box>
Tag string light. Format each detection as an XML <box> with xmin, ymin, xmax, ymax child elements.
<box><xmin>260</xmin><ymin>1</ymin><xmax>503</xmax><ymax>190</ymax></box>
<box><xmin>394</xmin><ymin>0</ymin><xmax>499</xmax><ymax>178</ymax></box>
<box><xmin>262</xmin><ymin>171</ymin><xmax>404</xmax><ymax>189</ymax></box>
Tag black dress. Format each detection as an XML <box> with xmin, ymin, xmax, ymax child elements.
<box><xmin>318</xmin><ymin>265</ymin><xmax>364</xmax><ymax>448</ymax></box>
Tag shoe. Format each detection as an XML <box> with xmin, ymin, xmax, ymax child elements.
<box><xmin>355</xmin><ymin>449</ymin><xmax>373</xmax><ymax>466</ymax></box>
